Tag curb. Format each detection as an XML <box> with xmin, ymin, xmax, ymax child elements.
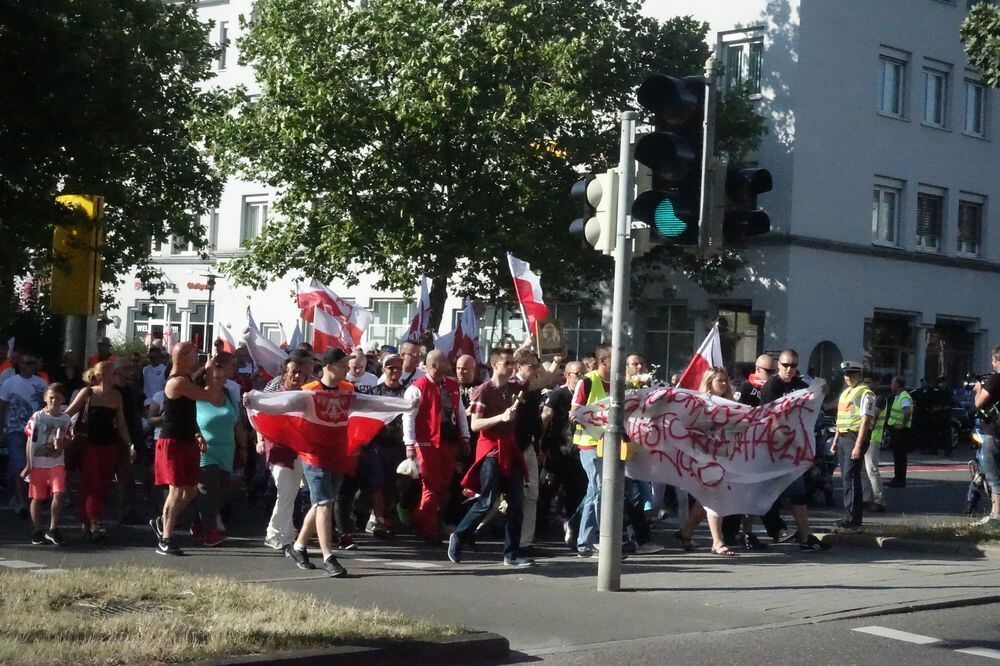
<box><xmin>189</xmin><ymin>631</ymin><xmax>509</xmax><ymax>666</ymax></box>
<box><xmin>816</xmin><ymin>531</ymin><xmax>1000</xmax><ymax>560</ymax></box>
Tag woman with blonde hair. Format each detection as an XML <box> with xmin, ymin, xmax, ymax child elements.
<box><xmin>674</xmin><ymin>367</ymin><xmax>738</xmax><ymax>556</ymax></box>
<box><xmin>65</xmin><ymin>360</ymin><xmax>135</xmax><ymax>541</ymax></box>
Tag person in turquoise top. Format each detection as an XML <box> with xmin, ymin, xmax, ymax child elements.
<box><xmin>193</xmin><ymin>352</ymin><xmax>244</xmax><ymax>547</ymax></box>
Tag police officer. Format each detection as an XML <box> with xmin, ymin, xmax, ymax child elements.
<box><xmin>972</xmin><ymin>346</ymin><xmax>1000</xmax><ymax>525</ymax></box>
<box><xmin>883</xmin><ymin>376</ymin><xmax>914</xmax><ymax>488</ymax></box>
<box><xmin>831</xmin><ymin>361</ymin><xmax>876</xmax><ymax>530</ymax></box>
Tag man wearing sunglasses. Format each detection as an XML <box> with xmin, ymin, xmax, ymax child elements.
<box><xmin>759</xmin><ymin>349</ymin><xmax>829</xmax><ymax>551</ymax></box>
<box><xmin>734</xmin><ymin>354</ymin><xmax>776</xmax><ymax>407</ymax></box>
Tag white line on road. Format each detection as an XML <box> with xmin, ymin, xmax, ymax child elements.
<box><xmin>32</xmin><ymin>568</ymin><xmax>68</xmax><ymax>574</ymax></box>
<box><xmin>852</xmin><ymin>626</ymin><xmax>941</xmax><ymax>644</ymax></box>
<box><xmin>956</xmin><ymin>648</ymin><xmax>1000</xmax><ymax>660</ymax></box>
<box><xmin>386</xmin><ymin>561</ymin><xmax>442</xmax><ymax>569</ymax></box>
<box><xmin>0</xmin><ymin>560</ymin><xmax>45</xmax><ymax>569</ymax></box>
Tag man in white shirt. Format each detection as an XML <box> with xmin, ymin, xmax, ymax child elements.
<box><xmin>0</xmin><ymin>353</ymin><xmax>48</xmax><ymax>513</ymax></box>
<box><xmin>379</xmin><ymin>341</ymin><xmax>425</xmax><ymax>387</ymax></box>
<box><xmin>346</xmin><ymin>349</ymin><xmax>378</xmax><ymax>390</ymax></box>
<box><xmin>142</xmin><ymin>346</ymin><xmax>168</xmax><ymax>401</ymax></box>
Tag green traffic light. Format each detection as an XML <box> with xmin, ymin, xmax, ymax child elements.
<box><xmin>653</xmin><ymin>198</ymin><xmax>687</xmax><ymax>237</ymax></box>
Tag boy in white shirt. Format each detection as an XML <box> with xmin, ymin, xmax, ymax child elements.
<box><xmin>21</xmin><ymin>384</ymin><xmax>72</xmax><ymax>545</ymax></box>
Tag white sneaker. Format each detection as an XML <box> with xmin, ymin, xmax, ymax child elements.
<box><xmin>974</xmin><ymin>514</ymin><xmax>1000</xmax><ymax>526</ymax></box>
<box><xmin>263</xmin><ymin>535</ymin><xmax>285</xmax><ymax>550</ymax></box>
<box><xmin>635</xmin><ymin>542</ymin><xmax>665</xmax><ymax>555</ymax></box>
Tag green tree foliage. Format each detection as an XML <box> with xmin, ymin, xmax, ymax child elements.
<box><xmin>0</xmin><ymin>0</ymin><xmax>226</xmax><ymax>327</ymax></box>
<box><xmin>209</xmin><ymin>0</ymin><xmax>765</xmax><ymax>326</ymax></box>
<box><xmin>961</xmin><ymin>2</ymin><xmax>1000</xmax><ymax>88</ymax></box>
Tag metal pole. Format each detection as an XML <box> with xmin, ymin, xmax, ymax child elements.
<box><xmin>597</xmin><ymin>110</ymin><xmax>637</xmax><ymax>592</ymax></box>
<box><xmin>698</xmin><ymin>55</ymin><xmax>719</xmax><ymax>249</ymax></box>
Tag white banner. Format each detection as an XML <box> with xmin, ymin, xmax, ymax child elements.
<box><xmin>573</xmin><ymin>381</ymin><xmax>826</xmax><ymax>516</ymax></box>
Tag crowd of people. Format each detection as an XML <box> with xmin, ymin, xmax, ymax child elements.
<box><xmin>2</xmin><ymin>333</ymin><xmax>998</xmax><ymax>577</ymax></box>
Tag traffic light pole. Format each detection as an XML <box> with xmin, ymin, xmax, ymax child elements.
<box><xmin>697</xmin><ymin>55</ymin><xmax>719</xmax><ymax>249</ymax></box>
<box><xmin>597</xmin><ymin>110</ymin><xmax>638</xmax><ymax>592</ymax></box>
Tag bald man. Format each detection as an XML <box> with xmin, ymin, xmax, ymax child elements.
<box><xmin>733</xmin><ymin>354</ymin><xmax>776</xmax><ymax>407</ymax></box>
<box><xmin>455</xmin><ymin>353</ymin><xmax>482</xmax><ymax>464</ymax></box>
<box><xmin>403</xmin><ymin>351</ymin><xmax>470</xmax><ymax>542</ymax></box>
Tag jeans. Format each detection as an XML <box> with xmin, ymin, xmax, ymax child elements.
<box><xmin>454</xmin><ymin>455</ymin><xmax>524</xmax><ymax>560</ymax></box>
<box><xmin>4</xmin><ymin>432</ymin><xmax>27</xmax><ymax>501</ymax></box>
<box><xmin>862</xmin><ymin>436</ymin><xmax>884</xmax><ymax>504</ymax></box>
<box><xmin>302</xmin><ymin>461</ymin><xmax>341</xmax><ymax>506</ymax></box>
<box><xmin>838</xmin><ymin>433</ymin><xmax>864</xmax><ymax>525</ymax></box>
<box><xmin>980</xmin><ymin>434</ymin><xmax>1000</xmax><ymax>499</ymax></box>
<box><xmin>623</xmin><ymin>478</ymin><xmax>650</xmax><ymax>545</ymax></box>
<box><xmin>576</xmin><ymin>448</ymin><xmax>602</xmax><ymax>548</ymax></box>
<box><xmin>266</xmin><ymin>459</ymin><xmax>303</xmax><ymax>547</ymax></box>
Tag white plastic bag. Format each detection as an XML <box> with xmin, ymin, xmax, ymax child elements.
<box><xmin>396</xmin><ymin>457</ymin><xmax>421</xmax><ymax>479</ymax></box>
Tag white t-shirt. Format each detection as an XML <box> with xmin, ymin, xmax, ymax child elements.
<box><xmin>25</xmin><ymin>410</ymin><xmax>72</xmax><ymax>469</ymax></box>
<box><xmin>347</xmin><ymin>371</ymin><xmax>378</xmax><ymax>390</ymax></box>
<box><xmin>0</xmin><ymin>374</ymin><xmax>48</xmax><ymax>434</ymax></box>
<box><xmin>378</xmin><ymin>367</ymin><xmax>426</xmax><ymax>387</ymax></box>
<box><xmin>146</xmin><ymin>391</ymin><xmax>166</xmax><ymax>440</ymax></box>
<box><xmin>859</xmin><ymin>391</ymin><xmax>877</xmax><ymax>418</ymax></box>
<box><xmin>142</xmin><ymin>363</ymin><xmax>167</xmax><ymax>400</ymax></box>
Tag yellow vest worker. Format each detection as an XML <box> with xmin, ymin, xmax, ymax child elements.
<box><xmin>832</xmin><ymin>361</ymin><xmax>876</xmax><ymax>530</ymax></box>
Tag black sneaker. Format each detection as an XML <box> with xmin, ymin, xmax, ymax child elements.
<box><xmin>799</xmin><ymin>534</ymin><xmax>831</xmax><ymax>551</ymax></box>
<box><xmin>743</xmin><ymin>533</ymin><xmax>768</xmax><ymax>551</ymax></box>
<box><xmin>45</xmin><ymin>529</ymin><xmax>66</xmax><ymax>546</ymax></box>
<box><xmin>447</xmin><ymin>533</ymin><xmax>463</xmax><ymax>564</ymax></box>
<box><xmin>150</xmin><ymin>516</ymin><xmax>163</xmax><ymax>539</ymax></box>
<box><xmin>322</xmin><ymin>555</ymin><xmax>347</xmax><ymax>578</ymax></box>
<box><xmin>31</xmin><ymin>529</ymin><xmax>46</xmax><ymax>545</ymax></box>
<box><xmin>156</xmin><ymin>539</ymin><xmax>184</xmax><ymax>556</ymax></box>
<box><xmin>832</xmin><ymin>520</ymin><xmax>861</xmax><ymax>533</ymax></box>
<box><xmin>284</xmin><ymin>544</ymin><xmax>316</xmax><ymax>570</ymax></box>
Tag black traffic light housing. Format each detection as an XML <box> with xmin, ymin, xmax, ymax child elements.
<box><xmin>568</xmin><ymin>175</ymin><xmax>595</xmax><ymax>249</ymax></box>
<box><xmin>632</xmin><ymin>74</ymin><xmax>706</xmax><ymax>246</ymax></box>
<box><xmin>723</xmin><ymin>167</ymin><xmax>773</xmax><ymax>245</ymax></box>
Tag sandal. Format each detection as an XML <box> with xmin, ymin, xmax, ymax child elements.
<box><xmin>673</xmin><ymin>530</ymin><xmax>695</xmax><ymax>551</ymax></box>
<box><xmin>711</xmin><ymin>544</ymin><xmax>739</xmax><ymax>557</ymax></box>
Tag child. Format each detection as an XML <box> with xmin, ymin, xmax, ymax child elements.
<box><xmin>21</xmin><ymin>383</ymin><xmax>72</xmax><ymax>545</ymax></box>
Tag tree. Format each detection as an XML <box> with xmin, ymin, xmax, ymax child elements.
<box><xmin>961</xmin><ymin>1</ymin><xmax>1000</xmax><ymax>88</ymax></box>
<box><xmin>209</xmin><ymin>0</ymin><xmax>765</xmax><ymax>329</ymax></box>
<box><xmin>0</xmin><ymin>0</ymin><xmax>226</xmax><ymax>331</ymax></box>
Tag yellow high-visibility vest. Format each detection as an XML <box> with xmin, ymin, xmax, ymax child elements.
<box><xmin>573</xmin><ymin>370</ymin><xmax>607</xmax><ymax>449</ymax></box>
<box><xmin>836</xmin><ymin>384</ymin><xmax>874</xmax><ymax>433</ymax></box>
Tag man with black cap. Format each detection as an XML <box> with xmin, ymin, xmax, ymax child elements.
<box><xmin>88</xmin><ymin>337</ymin><xmax>118</xmax><ymax>369</ymax></box>
<box><xmin>831</xmin><ymin>360</ymin><xmax>876</xmax><ymax>530</ymax></box>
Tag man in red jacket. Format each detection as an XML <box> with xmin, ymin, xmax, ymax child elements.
<box><xmin>403</xmin><ymin>350</ymin><xmax>469</xmax><ymax>543</ymax></box>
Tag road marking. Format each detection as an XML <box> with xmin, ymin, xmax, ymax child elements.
<box><xmin>354</xmin><ymin>558</ymin><xmax>390</xmax><ymax>563</ymax></box>
<box><xmin>386</xmin><ymin>561</ymin><xmax>441</xmax><ymax>569</ymax></box>
<box><xmin>956</xmin><ymin>648</ymin><xmax>1000</xmax><ymax>660</ymax></box>
<box><xmin>32</xmin><ymin>568</ymin><xmax>68</xmax><ymax>574</ymax></box>
<box><xmin>0</xmin><ymin>560</ymin><xmax>45</xmax><ymax>569</ymax></box>
<box><xmin>852</xmin><ymin>626</ymin><xmax>941</xmax><ymax>644</ymax></box>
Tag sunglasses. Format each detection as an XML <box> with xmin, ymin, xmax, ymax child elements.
<box><xmin>756</xmin><ymin>366</ymin><xmax>776</xmax><ymax>374</ymax></box>
<box><xmin>779</xmin><ymin>362</ymin><xmax>798</xmax><ymax>369</ymax></box>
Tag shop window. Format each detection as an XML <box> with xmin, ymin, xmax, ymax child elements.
<box><xmin>864</xmin><ymin>314</ymin><xmax>915</xmax><ymax>381</ymax></box>
<box><xmin>643</xmin><ymin>305</ymin><xmax>696</xmax><ymax>381</ymax></box>
<box><xmin>924</xmin><ymin>321</ymin><xmax>975</xmax><ymax>386</ymax></box>
<box><xmin>715</xmin><ymin>307</ymin><xmax>764</xmax><ymax>375</ymax></box>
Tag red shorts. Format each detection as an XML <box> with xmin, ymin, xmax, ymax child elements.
<box><xmin>28</xmin><ymin>465</ymin><xmax>66</xmax><ymax>500</ymax></box>
<box><xmin>154</xmin><ymin>438</ymin><xmax>200</xmax><ymax>487</ymax></box>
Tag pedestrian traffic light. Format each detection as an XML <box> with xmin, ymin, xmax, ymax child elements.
<box><xmin>632</xmin><ymin>74</ymin><xmax>705</xmax><ymax>246</ymax></box>
<box><xmin>567</xmin><ymin>169</ymin><xmax>618</xmax><ymax>255</ymax></box>
<box><xmin>722</xmin><ymin>168</ymin><xmax>772</xmax><ymax>246</ymax></box>
<box><xmin>52</xmin><ymin>194</ymin><xmax>104</xmax><ymax>316</ymax></box>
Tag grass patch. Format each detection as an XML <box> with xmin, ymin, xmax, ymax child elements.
<box><xmin>856</xmin><ymin>522</ymin><xmax>1000</xmax><ymax>544</ymax></box>
<box><xmin>0</xmin><ymin>566</ymin><xmax>461</xmax><ymax>665</ymax></box>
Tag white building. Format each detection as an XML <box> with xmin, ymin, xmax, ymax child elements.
<box><xmin>110</xmin><ymin>0</ymin><xmax>999</xmax><ymax>387</ymax></box>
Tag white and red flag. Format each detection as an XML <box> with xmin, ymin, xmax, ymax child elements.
<box><xmin>399</xmin><ymin>275</ymin><xmax>432</xmax><ymax>344</ymax></box>
<box><xmin>244</xmin><ymin>307</ymin><xmax>288</xmax><ymax>381</ymax></box>
<box><xmin>295</xmin><ymin>279</ymin><xmax>373</xmax><ymax>347</ymax></box>
<box><xmin>215</xmin><ymin>323</ymin><xmax>239</xmax><ymax>355</ymax></box>
<box><xmin>245</xmin><ymin>389</ymin><xmax>415</xmax><ymax>474</ymax></box>
<box><xmin>312</xmin><ymin>305</ymin><xmax>351</xmax><ymax>354</ymax></box>
<box><xmin>506</xmin><ymin>253</ymin><xmax>549</xmax><ymax>335</ymax></box>
<box><xmin>435</xmin><ymin>298</ymin><xmax>480</xmax><ymax>363</ymax></box>
<box><xmin>675</xmin><ymin>324</ymin><xmax>724</xmax><ymax>390</ymax></box>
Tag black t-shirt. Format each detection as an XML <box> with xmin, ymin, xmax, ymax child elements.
<box><xmin>542</xmin><ymin>386</ymin><xmax>573</xmax><ymax>455</ymax></box>
<box><xmin>759</xmin><ymin>375</ymin><xmax>808</xmax><ymax>405</ymax></box>
<box><xmin>734</xmin><ymin>380</ymin><xmax>762</xmax><ymax>407</ymax></box>
<box><xmin>515</xmin><ymin>381</ymin><xmax>544</xmax><ymax>452</ymax></box>
<box><xmin>981</xmin><ymin>373</ymin><xmax>1000</xmax><ymax>436</ymax></box>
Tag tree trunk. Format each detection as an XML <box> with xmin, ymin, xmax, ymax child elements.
<box><xmin>427</xmin><ymin>272</ymin><xmax>450</xmax><ymax>334</ymax></box>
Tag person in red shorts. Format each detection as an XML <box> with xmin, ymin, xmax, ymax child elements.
<box><xmin>21</xmin><ymin>384</ymin><xmax>72</xmax><ymax>545</ymax></box>
<box><xmin>151</xmin><ymin>343</ymin><xmax>224</xmax><ymax>556</ymax></box>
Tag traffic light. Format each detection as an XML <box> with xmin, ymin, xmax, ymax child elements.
<box><xmin>632</xmin><ymin>74</ymin><xmax>705</xmax><ymax>246</ymax></box>
<box><xmin>567</xmin><ymin>169</ymin><xmax>618</xmax><ymax>255</ymax></box>
<box><xmin>722</xmin><ymin>168</ymin><xmax>772</xmax><ymax>246</ymax></box>
<box><xmin>52</xmin><ymin>195</ymin><xmax>104</xmax><ymax>316</ymax></box>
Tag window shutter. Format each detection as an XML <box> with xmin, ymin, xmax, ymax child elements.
<box><xmin>958</xmin><ymin>201</ymin><xmax>981</xmax><ymax>253</ymax></box>
<box><xmin>916</xmin><ymin>194</ymin><xmax>942</xmax><ymax>247</ymax></box>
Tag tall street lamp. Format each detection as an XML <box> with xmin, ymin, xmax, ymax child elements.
<box><xmin>201</xmin><ymin>270</ymin><xmax>219</xmax><ymax>354</ymax></box>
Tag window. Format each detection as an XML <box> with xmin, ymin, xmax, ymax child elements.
<box><xmin>476</xmin><ymin>304</ymin><xmax>527</xmax><ymax>351</ymax></box>
<box><xmin>187</xmin><ymin>301</ymin><xmax>215</xmax><ymax>353</ymax></box>
<box><xmin>128</xmin><ymin>301</ymin><xmax>182</xmax><ymax>344</ymax></box>
<box><xmin>724</xmin><ymin>39</ymin><xmax>763</xmax><ymax>95</ymax></box>
<box><xmin>551</xmin><ymin>303</ymin><xmax>603</xmax><ymax>361</ymax></box>
<box><xmin>923</xmin><ymin>67</ymin><xmax>949</xmax><ymax>127</ymax></box>
<box><xmin>260</xmin><ymin>322</ymin><xmax>284</xmax><ymax>346</ymax></box>
<box><xmin>957</xmin><ymin>197</ymin><xmax>984</xmax><ymax>255</ymax></box>
<box><xmin>916</xmin><ymin>190</ymin><xmax>945</xmax><ymax>251</ymax></box>
<box><xmin>368</xmin><ymin>299</ymin><xmax>416</xmax><ymax>347</ymax></box>
<box><xmin>872</xmin><ymin>180</ymin><xmax>903</xmax><ymax>245</ymax></box>
<box><xmin>642</xmin><ymin>305</ymin><xmax>695</xmax><ymax>381</ymax></box>
<box><xmin>879</xmin><ymin>56</ymin><xmax>906</xmax><ymax>117</ymax></box>
<box><xmin>965</xmin><ymin>78</ymin><xmax>987</xmax><ymax>136</ymax></box>
<box><xmin>216</xmin><ymin>21</ymin><xmax>229</xmax><ymax>70</ymax></box>
<box><xmin>240</xmin><ymin>195</ymin><xmax>268</xmax><ymax>245</ymax></box>
<box><xmin>864</xmin><ymin>314</ymin><xmax>916</xmax><ymax>382</ymax></box>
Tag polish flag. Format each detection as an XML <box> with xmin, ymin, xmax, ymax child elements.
<box><xmin>676</xmin><ymin>324</ymin><xmax>724</xmax><ymax>390</ymax></box>
<box><xmin>436</xmin><ymin>298</ymin><xmax>480</xmax><ymax>363</ymax></box>
<box><xmin>399</xmin><ymin>275</ymin><xmax>432</xmax><ymax>344</ymax></box>
<box><xmin>215</xmin><ymin>323</ymin><xmax>239</xmax><ymax>354</ymax></box>
<box><xmin>295</xmin><ymin>279</ymin><xmax>373</xmax><ymax>347</ymax></box>
<box><xmin>244</xmin><ymin>307</ymin><xmax>288</xmax><ymax>381</ymax></box>
<box><xmin>507</xmin><ymin>253</ymin><xmax>549</xmax><ymax>335</ymax></box>
<box><xmin>312</xmin><ymin>305</ymin><xmax>351</xmax><ymax>353</ymax></box>
<box><xmin>245</xmin><ymin>389</ymin><xmax>415</xmax><ymax>474</ymax></box>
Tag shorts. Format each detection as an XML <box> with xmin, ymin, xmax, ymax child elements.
<box><xmin>302</xmin><ymin>461</ymin><xmax>342</xmax><ymax>506</ymax></box>
<box><xmin>28</xmin><ymin>465</ymin><xmax>66</xmax><ymax>500</ymax></box>
<box><xmin>980</xmin><ymin>434</ymin><xmax>1000</xmax><ymax>498</ymax></box>
<box><xmin>154</xmin><ymin>437</ymin><xmax>200</xmax><ymax>487</ymax></box>
<box><xmin>359</xmin><ymin>444</ymin><xmax>405</xmax><ymax>491</ymax></box>
<box><xmin>778</xmin><ymin>473</ymin><xmax>808</xmax><ymax>506</ymax></box>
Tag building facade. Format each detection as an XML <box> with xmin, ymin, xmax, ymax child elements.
<box><xmin>109</xmin><ymin>0</ymin><xmax>999</xmax><ymax>387</ymax></box>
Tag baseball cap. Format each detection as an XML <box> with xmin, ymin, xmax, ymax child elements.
<box><xmin>381</xmin><ymin>353</ymin><xmax>403</xmax><ymax>367</ymax></box>
<box><xmin>840</xmin><ymin>360</ymin><xmax>863</xmax><ymax>373</ymax></box>
<box><xmin>321</xmin><ymin>348</ymin><xmax>349</xmax><ymax>366</ymax></box>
